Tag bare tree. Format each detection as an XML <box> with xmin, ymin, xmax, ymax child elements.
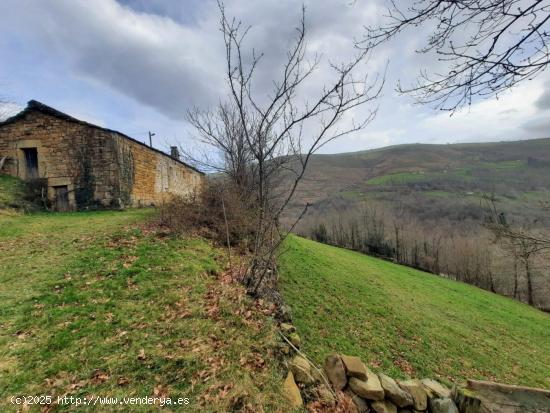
<box><xmin>363</xmin><ymin>0</ymin><xmax>550</xmax><ymax>111</ymax></box>
<box><xmin>186</xmin><ymin>102</ymin><xmax>254</xmax><ymax>192</ymax></box>
<box><xmin>188</xmin><ymin>3</ymin><xmax>384</xmax><ymax>295</ymax></box>
<box><xmin>485</xmin><ymin>196</ymin><xmax>550</xmax><ymax>305</ymax></box>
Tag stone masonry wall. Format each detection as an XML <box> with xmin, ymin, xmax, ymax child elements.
<box><xmin>278</xmin><ymin>324</ymin><xmax>550</xmax><ymax>413</ymax></box>
<box><xmin>0</xmin><ymin>108</ymin><xmax>203</xmax><ymax>209</ymax></box>
<box><xmin>114</xmin><ymin>135</ymin><xmax>203</xmax><ymax>206</ymax></box>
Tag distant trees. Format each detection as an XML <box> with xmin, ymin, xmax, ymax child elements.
<box><xmin>306</xmin><ymin>202</ymin><xmax>516</xmax><ymax>302</ymax></box>
<box><xmin>184</xmin><ymin>2</ymin><xmax>383</xmax><ymax>295</ymax></box>
<box><xmin>363</xmin><ymin>0</ymin><xmax>550</xmax><ymax>110</ymax></box>
<box><xmin>485</xmin><ymin>197</ymin><xmax>550</xmax><ymax>305</ymax></box>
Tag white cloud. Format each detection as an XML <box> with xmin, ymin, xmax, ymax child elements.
<box><xmin>422</xmin><ymin>76</ymin><xmax>547</xmax><ymax>142</ymax></box>
<box><xmin>0</xmin><ymin>0</ymin><xmax>548</xmax><ymax>153</ymax></box>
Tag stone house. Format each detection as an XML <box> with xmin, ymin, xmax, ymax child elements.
<box><xmin>0</xmin><ymin>100</ymin><xmax>203</xmax><ymax>210</ymax></box>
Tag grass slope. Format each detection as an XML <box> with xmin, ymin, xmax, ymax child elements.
<box><xmin>0</xmin><ymin>210</ymin><xmax>288</xmax><ymax>412</ymax></box>
<box><xmin>0</xmin><ymin>174</ymin><xmax>31</xmax><ymax>211</ymax></box>
<box><xmin>279</xmin><ymin>235</ymin><xmax>550</xmax><ymax>388</ymax></box>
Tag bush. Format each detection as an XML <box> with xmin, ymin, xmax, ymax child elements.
<box><xmin>23</xmin><ymin>178</ymin><xmax>51</xmax><ymax>210</ymax></box>
<box><xmin>158</xmin><ymin>179</ymin><xmax>257</xmax><ymax>247</ymax></box>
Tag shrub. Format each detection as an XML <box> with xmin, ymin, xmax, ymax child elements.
<box><xmin>23</xmin><ymin>178</ymin><xmax>51</xmax><ymax>210</ymax></box>
<box><xmin>158</xmin><ymin>179</ymin><xmax>257</xmax><ymax>248</ymax></box>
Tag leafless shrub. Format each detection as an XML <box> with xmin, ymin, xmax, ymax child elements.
<box><xmin>158</xmin><ymin>179</ymin><xmax>256</xmax><ymax>248</ymax></box>
<box><xmin>183</xmin><ymin>2</ymin><xmax>384</xmax><ymax>295</ymax></box>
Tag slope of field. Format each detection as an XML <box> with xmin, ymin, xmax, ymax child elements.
<box><xmin>0</xmin><ymin>174</ymin><xmax>33</xmax><ymax>211</ymax></box>
<box><xmin>279</xmin><ymin>235</ymin><xmax>550</xmax><ymax>388</ymax></box>
<box><xmin>0</xmin><ymin>210</ymin><xmax>289</xmax><ymax>412</ymax></box>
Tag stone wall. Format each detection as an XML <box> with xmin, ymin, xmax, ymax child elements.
<box><xmin>115</xmin><ymin>135</ymin><xmax>203</xmax><ymax>206</ymax></box>
<box><xmin>279</xmin><ymin>324</ymin><xmax>550</xmax><ymax>412</ymax></box>
<box><xmin>0</xmin><ymin>103</ymin><xmax>203</xmax><ymax>209</ymax></box>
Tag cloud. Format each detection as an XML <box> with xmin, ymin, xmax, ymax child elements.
<box><xmin>0</xmin><ymin>0</ymin><xmax>547</xmax><ymax>153</ymax></box>
<box><xmin>420</xmin><ymin>76</ymin><xmax>548</xmax><ymax>142</ymax></box>
<box><xmin>0</xmin><ymin>0</ymin><xmax>225</xmax><ymax>120</ymax></box>
<box><xmin>0</xmin><ymin>101</ymin><xmax>22</xmax><ymax>121</ymax></box>
<box><xmin>535</xmin><ymin>82</ymin><xmax>550</xmax><ymax>110</ymax></box>
<box><xmin>522</xmin><ymin>117</ymin><xmax>550</xmax><ymax>137</ymax></box>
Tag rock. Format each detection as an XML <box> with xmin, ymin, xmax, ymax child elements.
<box><xmin>289</xmin><ymin>355</ymin><xmax>315</xmax><ymax>385</ymax></box>
<box><xmin>346</xmin><ymin>390</ymin><xmax>369</xmax><ymax>413</ymax></box>
<box><xmin>324</xmin><ymin>354</ymin><xmax>347</xmax><ymax>391</ymax></box>
<box><xmin>283</xmin><ymin>371</ymin><xmax>303</xmax><ymax>408</ymax></box>
<box><xmin>398</xmin><ymin>379</ymin><xmax>428</xmax><ymax>411</ymax></box>
<box><xmin>397</xmin><ymin>410</ymin><xmax>413</xmax><ymax>413</ymax></box>
<box><xmin>349</xmin><ymin>373</ymin><xmax>384</xmax><ymax>401</ymax></box>
<box><xmin>371</xmin><ymin>400</ymin><xmax>398</xmax><ymax>413</ymax></box>
<box><xmin>421</xmin><ymin>378</ymin><xmax>451</xmax><ymax>399</ymax></box>
<box><xmin>311</xmin><ymin>366</ymin><xmax>326</xmax><ymax>384</ymax></box>
<box><xmin>277</xmin><ymin>304</ymin><xmax>292</xmax><ymax>322</ymax></box>
<box><xmin>429</xmin><ymin>397</ymin><xmax>459</xmax><ymax>413</ymax></box>
<box><xmin>379</xmin><ymin>373</ymin><xmax>414</xmax><ymax>407</ymax></box>
<box><xmin>275</xmin><ymin>342</ymin><xmax>291</xmax><ymax>356</ymax></box>
<box><xmin>289</xmin><ymin>332</ymin><xmax>301</xmax><ymax>348</ymax></box>
<box><xmin>452</xmin><ymin>386</ymin><xmax>483</xmax><ymax>413</ymax></box>
<box><xmin>340</xmin><ymin>355</ymin><xmax>368</xmax><ymax>380</ymax></box>
<box><xmin>313</xmin><ymin>384</ymin><xmax>336</xmax><ymax>404</ymax></box>
<box><xmin>280</xmin><ymin>323</ymin><xmax>296</xmax><ymax>333</ymax></box>
<box><xmin>461</xmin><ymin>379</ymin><xmax>550</xmax><ymax>413</ymax></box>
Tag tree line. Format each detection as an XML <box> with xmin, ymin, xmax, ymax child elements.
<box><xmin>303</xmin><ymin>201</ymin><xmax>550</xmax><ymax>310</ymax></box>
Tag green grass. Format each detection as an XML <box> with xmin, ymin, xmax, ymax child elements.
<box><xmin>0</xmin><ymin>174</ymin><xmax>30</xmax><ymax>210</ymax></box>
<box><xmin>279</xmin><ymin>235</ymin><xmax>550</xmax><ymax>388</ymax></box>
<box><xmin>481</xmin><ymin>160</ymin><xmax>526</xmax><ymax>170</ymax></box>
<box><xmin>0</xmin><ymin>210</ymin><xmax>288</xmax><ymax>412</ymax></box>
<box><xmin>366</xmin><ymin>171</ymin><xmax>427</xmax><ymax>185</ymax></box>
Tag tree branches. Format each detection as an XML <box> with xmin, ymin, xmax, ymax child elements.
<box><xmin>187</xmin><ymin>2</ymin><xmax>384</xmax><ymax>294</ymax></box>
<box><xmin>363</xmin><ymin>0</ymin><xmax>550</xmax><ymax>111</ymax></box>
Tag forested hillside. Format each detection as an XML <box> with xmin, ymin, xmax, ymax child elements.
<box><xmin>286</xmin><ymin>138</ymin><xmax>550</xmax><ymax>310</ymax></box>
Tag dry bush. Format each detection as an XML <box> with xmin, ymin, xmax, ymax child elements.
<box><xmin>158</xmin><ymin>179</ymin><xmax>256</xmax><ymax>248</ymax></box>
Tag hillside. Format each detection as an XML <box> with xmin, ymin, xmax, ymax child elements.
<box><xmin>287</xmin><ymin>138</ymin><xmax>550</xmax><ymax>223</ymax></box>
<box><xmin>0</xmin><ymin>174</ymin><xmax>34</xmax><ymax>212</ymax></box>
<box><xmin>0</xmin><ymin>210</ymin><xmax>290</xmax><ymax>412</ymax></box>
<box><xmin>279</xmin><ymin>235</ymin><xmax>550</xmax><ymax>389</ymax></box>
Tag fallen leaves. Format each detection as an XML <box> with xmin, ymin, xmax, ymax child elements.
<box><xmin>393</xmin><ymin>356</ymin><xmax>415</xmax><ymax>376</ymax></box>
<box><xmin>117</xmin><ymin>376</ymin><xmax>130</xmax><ymax>386</ymax></box>
<box><xmin>239</xmin><ymin>352</ymin><xmax>267</xmax><ymax>372</ymax></box>
<box><xmin>90</xmin><ymin>370</ymin><xmax>109</xmax><ymax>385</ymax></box>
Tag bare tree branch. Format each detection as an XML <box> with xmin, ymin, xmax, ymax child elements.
<box><xmin>362</xmin><ymin>0</ymin><xmax>550</xmax><ymax>111</ymax></box>
<box><xmin>187</xmin><ymin>2</ymin><xmax>384</xmax><ymax>294</ymax></box>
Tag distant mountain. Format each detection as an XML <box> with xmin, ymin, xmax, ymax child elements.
<box><xmin>287</xmin><ymin>138</ymin><xmax>550</xmax><ymax>224</ymax></box>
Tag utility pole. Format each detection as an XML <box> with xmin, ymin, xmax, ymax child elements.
<box><xmin>148</xmin><ymin>131</ymin><xmax>156</xmax><ymax>147</ymax></box>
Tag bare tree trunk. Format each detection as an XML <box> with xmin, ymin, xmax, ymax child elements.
<box><xmin>525</xmin><ymin>259</ymin><xmax>534</xmax><ymax>306</ymax></box>
<box><xmin>513</xmin><ymin>257</ymin><xmax>519</xmax><ymax>299</ymax></box>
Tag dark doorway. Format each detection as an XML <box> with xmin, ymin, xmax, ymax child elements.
<box><xmin>22</xmin><ymin>148</ymin><xmax>38</xmax><ymax>178</ymax></box>
<box><xmin>54</xmin><ymin>185</ymin><xmax>70</xmax><ymax>212</ymax></box>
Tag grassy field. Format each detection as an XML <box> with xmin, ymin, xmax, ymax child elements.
<box><xmin>279</xmin><ymin>235</ymin><xmax>550</xmax><ymax>388</ymax></box>
<box><xmin>0</xmin><ymin>210</ymin><xmax>288</xmax><ymax>412</ymax></box>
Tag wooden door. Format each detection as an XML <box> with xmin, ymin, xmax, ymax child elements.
<box><xmin>54</xmin><ymin>186</ymin><xmax>69</xmax><ymax>212</ymax></box>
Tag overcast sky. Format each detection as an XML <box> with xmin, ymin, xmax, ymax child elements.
<box><xmin>0</xmin><ymin>0</ymin><xmax>549</xmax><ymax>154</ymax></box>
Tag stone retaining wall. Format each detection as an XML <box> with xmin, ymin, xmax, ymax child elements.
<box><xmin>279</xmin><ymin>324</ymin><xmax>550</xmax><ymax>413</ymax></box>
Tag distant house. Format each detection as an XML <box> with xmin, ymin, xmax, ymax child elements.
<box><xmin>0</xmin><ymin>100</ymin><xmax>203</xmax><ymax>210</ymax></box>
